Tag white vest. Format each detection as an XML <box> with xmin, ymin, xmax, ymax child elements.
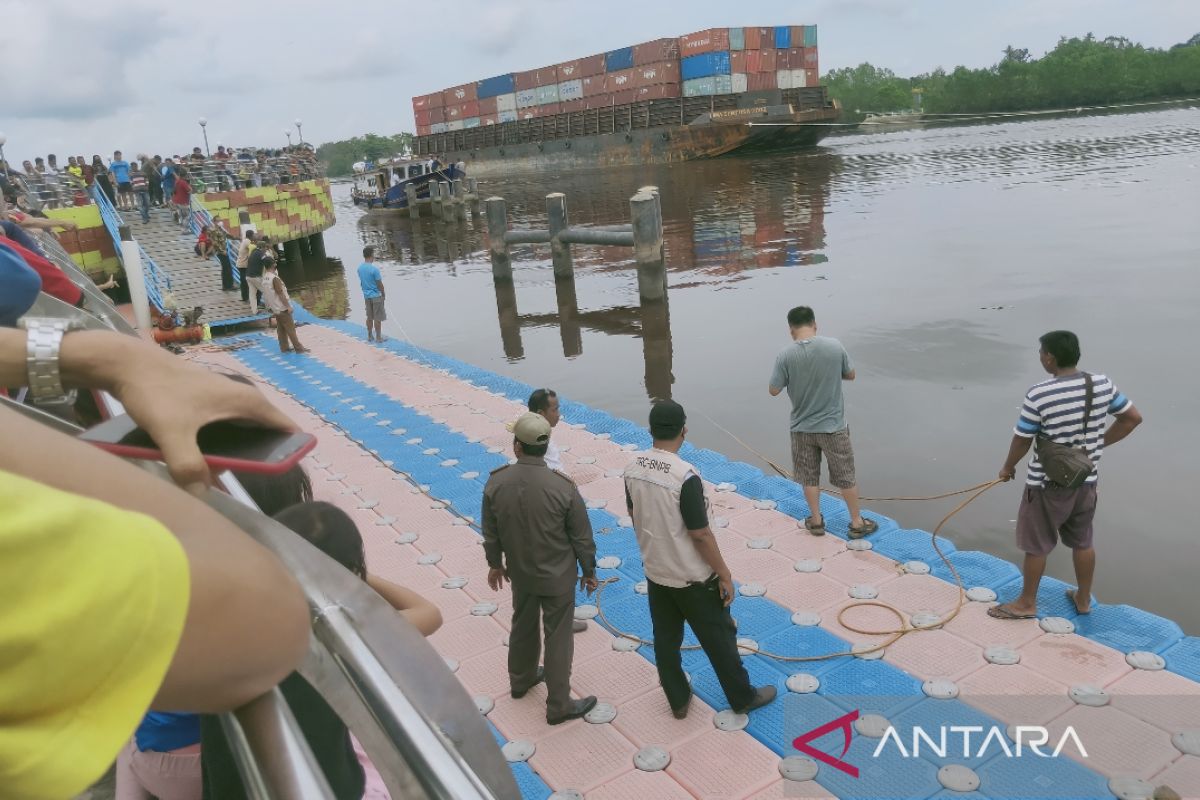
<box><xmin>623</xmin><ymin>448</ymin><xmax>712</xmax><ymax>588</ymax></box>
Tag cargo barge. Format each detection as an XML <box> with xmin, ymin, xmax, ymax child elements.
<box><xmin>410</xmin><ymin>25</ymin><xmax>839</xmax><ymax>175</ymax></box>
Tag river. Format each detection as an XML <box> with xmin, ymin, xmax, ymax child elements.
<box><xmin>288</xmin><ymin>106</ymin><xmax>1200</xmax><ymax>632</ymax></box>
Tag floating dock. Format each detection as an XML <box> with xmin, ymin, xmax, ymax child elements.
<box><xmin>186</xmin><ymin>307</ymin><xmax>1200</xmax><ymax>800</ymax></box>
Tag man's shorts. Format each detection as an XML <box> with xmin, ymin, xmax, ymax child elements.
<box><xmin>1015</xmin><ymin>483</ymin><xmax>1098</xmax><ymax>555</ymax></box>
<box><xmin>365</xmin><ymin>296</ymin><xmax>386</xmax><ymax>321</ymax></box>
<box><xmin>790</xmin><ymin>428</ymin><xmax>856</xmax><ymax>489</ymax></box>
<box><xmin>117</xmin><ymin>182</ymin><xmax>132</xmax><ymax>194</ymax></box>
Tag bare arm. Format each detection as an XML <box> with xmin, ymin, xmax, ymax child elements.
<box><xmin>768</xmin><ymin>385</ymin><xmax>783</xmax><ymax>397</ymax></box>
<box><xmin>686</xmin><ymin>526</ymin><xmax>735</xmax><ymax>606</ymax></box>
<box><xmin>0</xmin><ymin>403</ymin><xmax>309</xmax><ymax>712</ymax></box>
<box><xmin>375</xmin><ymin>277</ymin><xmax>385</xmax><ymax>299</ymax></box>
<box><xmin>1104</xmin><ymin>406</ymin><xmax>1142</xmax><ymax>447</ymax></box>
<box><xmin>16</xmin><ymin>215</ymin><xmax>76</xmax><ymax>232</ymax></box>
<box><xmin>999</xmin><ymin>434</ymin><xmax>1033</xmax><ymax>481</ymax></box>
<box><xmin>366</xmin><ymin>574</ymin><xmax>442</xmax><ymax>636</ymax></box>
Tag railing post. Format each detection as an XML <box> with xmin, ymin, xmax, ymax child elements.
<box><xmin>485</xmin><ymin>196</ymin><xmax>511</xmax><ymax>281</ymax></box>
<box><xmin>119</xmin><ymin>224</ymin><xmax>153</xmax><ymax>330</ymax></box>
<box><xmin>405</xmin><ymin>184</ymin><xmax>419</xmax><ymax>220</ymax></box>
<box><xmin>630</xmin><ymin>190</ymin><xmax>665</xmax><ymax>302</ymax></box>
<box><xmin>546</xmin><ymin>192</ymin><xmax>573</xmax><ymax>280</ymax></box>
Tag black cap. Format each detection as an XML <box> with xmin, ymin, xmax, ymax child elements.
<box><xmin>649</xmin><ymin>400</ymin><xmax>686</xmax><ymax>438</ymax></box>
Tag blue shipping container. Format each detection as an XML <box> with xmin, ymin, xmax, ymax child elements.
<box><xmin>606</xmin><ymin>46</ymin><xmax>634</xmax><ymax>72</ymax></box>
<box><xmin>477</xmin><ymin>73</ymin><xmax>515</xmax><ymax>99</ymax></box>
<box><xmin>774</xmin><ymin>25</ymin><xmax>791</xmax><ymax>49</ymax></box>
<box><xmin>729</xmin><ymin>27</ymin><xmax>745</xmax><ymax>50</ymax></box>
<box><xmin>681</xmin><ymin>51</ymin><xmax>731</xmax><ymax>80</ymax></box>
<box><xmin>804</xmin><ymin>24</ymin><xmax>818</xmax><ymax>47</ymax></box>
<box><xmin>683</xmin><ymin>77</ymin><xmax>716</xmax><ymax>97</ymax></box>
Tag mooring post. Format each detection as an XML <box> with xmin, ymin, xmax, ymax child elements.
<box><xmin>467</xmin><ymin>177</ymin><xmax>481</xmax><ymax>214</ymax></box>
<box><xmin>452</xmin><ymin>179</ymin><xmax>467</xmax><ymax>221</ymax></box>
<box><xmin>554</xmin><ymin>273</ymin><xmax>582</xmax><ymax>358</ymax></box>
<box><xmin>485</xmin><ymin>196</ymin><xmax>512</xmax><ymax>281</ymax></box>
<box><xmin>638</xmin><ymin>185</ymin><xmax>664</xmax><ymax>261</ymax></box>
<box><xmin>546</xmin><ymin>192</ymin><xmax>574</xmax><ymax>279</ymax></box>
<box><xmin>118</xmin><ymin>225</ymin><xmax>152</xmax><ymax>330</ymax></box>
<box><xmin>630</xmin><ymin>190</ymin><xmax>665</xmax><ymax>302</ymax></box>
<box><xmin>493</xmin><ymin>278</ymin><xmax>524</xmax><ymax>360</ymax></box>
<box><xmin>405</xmin><ymin>184</ymin><xmax>419</xmax><ymax>220</ymax></box>
<box><xmin>439</xmin><ymin>181</ymin><xmax>452</xmax><ymax>221</ymax></box>
<box><xmin>429</xmin><ymin>181</ymin><xmax>442</xmax><ymax>219</ymax></box>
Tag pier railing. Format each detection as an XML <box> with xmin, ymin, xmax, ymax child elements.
<box><xmin>180</xmin><ymin>151</ymin><xmax>324</xmax><ymax>195</ymax></box>
<box><xmin>188</xmin><ymin>199</ymin><xmax>243</xmax><ymax>288</ymax></box>
<box><xmin>90</xmin><ymin>185</ymin><xmax>171</xmax><ymax>313</ymax></box>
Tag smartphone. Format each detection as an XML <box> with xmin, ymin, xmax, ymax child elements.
<box><xmin>79</xmin><ymin>414</ymin><xmax>316</xmax><ymax>474</ymax></box>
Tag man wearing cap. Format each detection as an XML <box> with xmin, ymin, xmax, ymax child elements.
<box><xmin>482</xmin><ymin>413</ymin><xmax>599</xmax><ymax>725</ymax></box>
<box><xmin>527</xmin><ymin>388</ymin><xmax>563</xmax><ymax>472</ymax></box>
<box><xmin>624</xmin><ymin>400</ymin><xmax>776</xmax><ymax>719</ymax></box>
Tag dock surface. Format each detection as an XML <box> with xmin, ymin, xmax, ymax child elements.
<box><xmin>187</xmin><ymin>309</ymin><xmax>1200</xmax><ymax>799</ymax></box>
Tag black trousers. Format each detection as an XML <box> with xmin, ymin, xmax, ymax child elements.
<box><xmin>217</xmin><ymin>253</ymin><xmax>233</xmax><ymax>290</ymax></box>
<box><xmin>648</xmin><ymin>576</ymin><xmax>754</xmax><ymax>712</ymax></box>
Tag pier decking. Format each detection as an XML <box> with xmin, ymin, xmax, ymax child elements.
<box><xmin>185</xmin><ymin>308</ymin><xmax>1200</xmax><ymax>800</ymax></box>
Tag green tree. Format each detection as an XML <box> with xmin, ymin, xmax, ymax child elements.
<box><xmin>315</xmin><ymin>133</ymin><xmax>414</xmax><ymax>177</ymax></box>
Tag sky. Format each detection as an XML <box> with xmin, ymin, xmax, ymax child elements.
<box><xmin>1</xmin><ymin>0</ymin><xmax>1195</xmax><ymax>164</ymax></box>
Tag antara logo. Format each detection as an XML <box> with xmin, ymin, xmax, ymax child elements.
<box><xmin>792</xmin><ymin>710</ymin><xmax>1088</xmax><ymax>778</ymax></box>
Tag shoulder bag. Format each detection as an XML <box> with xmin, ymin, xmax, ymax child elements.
<box><xmin>1034</xmin><ymin>372</ymin><xmax>1095</xmax><ymax>489</ymax></box>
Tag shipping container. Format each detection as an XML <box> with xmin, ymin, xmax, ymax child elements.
<box><xmin>514</xmin><ymin>69</ymin><xmax>538</xmax><ymax>92</ymax></box>
<box><xmin>633</xmin><ymin>61</ymin><xmax>681</xmax><ymax>86</ymax></box>
<box><xmin>611</xmin><ymin>88</ymin><xmax>637</xmax><ymax>105</ymax></box>
<box><xmin>579</xmin><ymin>53</ymin><xmax>606</xmax><ymax>77</ymax></box>
<box><xmin>459</xmin><ymin>100</ymin><xmax>480</xmax><ymax>118</ymax></box>
<box><xmin>731</xmin><ymin>72</ymin><xmax>748</xmax><ymax>93</ymax></box>
<box><xmin>429</xmin><ymin>107</ymin><xmax>446</xmax><ymax>124</ymax></box>
<box><xmin>636</xmin><ymin>83</ymin><xmax>682</xmax><ymax>101</ymax></box>
<box><xmin>781</xmin><ymin>48</ymin><xmax>804</xmax><ymax>69</ymax></box>
<box><xmin>744</xmin><ymin>26</ymin><xmax>770</xmax><ymax>50</ymax></box>
<box><xmin>535</xmin><ymin>84</ymin><xmax>560</xmax><ymax>104</ymax></box>
<box><xmin>560</xmin><ymin>98</ymin><xmax>586</xmax><ymax>113</ymax></box>
<box><xmin>804</xmin><ymin>47</ymin><xmax>819</xmax><ymax>69</ymax></box>
<box><xmin>413</xmin><ymin>91</ymin><xmax>445</xmax><ymax>110</ymax></box>
<box><xmin>515</xmin><ymin>88</ymin><xmax>538</xmax><ymax>109</ymax></box>
<box><xmin>535</xmin><ymin>103</ymin><xmax>561</xmax><ymax>117</ymax></box>
<box><xmin>603</xmin><ymin>68</ymin><xmax>635</xmax><ymax>92</ymax></box>
<box><xmin>682</xmin><ymin>51</ymin><xmax>731</xmax><ymax>80</ymax></box>
<box><xmin>714</xmin><ymin>74</ymin><xmax>733</xmax><ymax>94</ymax></box>
<box><xmin>496</xmin><ymin>93</ymin><xmax>517</xmax><ymax>112</ymax></box>
<box><xmin>445</xmin><ymin>103</ymin><xmax>462</xmax><ymax>119</ymax></box>
<box><xmin>581</xmin><ymin>75</ymin><xmax>606</xmax><ymax>97</ymax></box>
<box><xmin>557</xmin><ymin>59</ymin><xmax>583</xmax><ymax>80</ymax></box>
<box><xmin>680</xmin><ymin>28</ymin><xmax>730</xmax><ymax>55</ymax></box>
<box><xmin>605</xmin><ymin>46</ymin><xmax>634</xmax><ymax>71</ymax></box>
<box><xmin>776</xmin><ymin>68</ymin><xmax>807</xmax><ymax>89</ymax></box>
<box><xmin>478</xmin><ymin>96</ymin><xmax>499</xmax><ymax>115</ymax></box>
<box><xmin>773</xmin><ymin>25</ymin><xmax>791</xmax><ymax>49</ymax></box>
<box><xmin>558</xmin><ymin>78</ymin><xmax>584</xmax><ymax>101</ymax></box>
<box><xmin>806</xmin><ymin>68</ymin><xmax>819</xmax><ymax>87</ymax></box>
<box><xmin>583</xmin><ymin>94</ymin><xmax>613</xmax><ymax>110</ymax></box>
<box><xmin>414</xmin><ymin>109</ymin><xmax>432</xmax><ymax>127</ymax></box>
<box><xmin>730</xmin><ymin>51</ymin><xmax>745</xmax><ymax>73</ymax></box>
<box><xmin>463</xmin><ymin>117</ymin><xmax>481</xmax><ymax>128</ymax></box>
<box><xmin>446</xmin><ymin>119</ymin><xmax>464</xmax><ymax>131</ymax></box>
<box><xmin>480</xmin><ymin>113</ymin><xmax>499</xmax><ymax>125</ymax></box>
<box><xmin>518</xmin><ymin>109</ymin><xmax>537</xmax><ymax>120</ymax></box>
<box><xmin>430</xmin><ymin>121</ymin><xmax>448</xmax><ymax>134</ymax></box>
<box><xmin>534</xmin><ymin>66</ymin><xmax>559</xmax><ymax>87</ymax></box>
<box><xmin>745</xmin><ymin>71</ymin><xmax>777</xmax><ymax>91</ymax></box>
<box><xmin>683</xmin><ymin>76</ymin><xmax>715</xmax><ymax>97</ymax></box>
<box><xmin>444</xmin><ymin>83</ymin><xmax>477</xmax><ymax>103</ymax></box>
<box><xmin>744</xmin><ymin>48</ymin><xmax>778</xmax><ymax>73</ymax></box>
<box><xmin>729</xmin><ymin>27</ymin><xmax>745</xmax><ymax>51</ymax></box>
<box><xmin>416</xmin><ymin>123</ymin><xmax>431</xmax><ymax>137</ymax></box>
<box><xmin>477</xmin><ymin>73</ymin><xmax>515</xmax><ymax>99</ymax></box>
<box><xmin>804</xmin><ymin>25</ymin><xmax>818</xmax><ymax>47</ymax></box>
<box><xmin>497</xmin><ymin>109</ymin><xmax>517</xmax><ymax>123</ymax></box>
<box><xmin>633</xmin><ymin>37</ymin><xmax>680</xmax><ymax>65</ymax></box>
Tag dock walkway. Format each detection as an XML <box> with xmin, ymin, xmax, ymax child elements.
<box><xmin>188</xmin><ymin>309</ymin><xmax>1200</xmax><ymax>800</ymax></box>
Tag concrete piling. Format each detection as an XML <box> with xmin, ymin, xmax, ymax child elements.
<box><xmin>405</xmin><ymin>184</ymin><xmax>419</xmax><ymax>220</ymax></box>
<box><xmin>452</xmin><ymin>179</ymin><xmax>467</xmax><ymax>222</ymax></box>
<box><xmin>439</xmin><ymin>181</ymin><xmax>451</xmax><ymax>221</ymax></box>
<box><xmin>308</xmin><ymin>232</ymin><xmax>326</xmax><ymax>260</ymax></box>
<box><xmin>546</xmin><ymin>192</ymin><xmax>574</xmax><ymax>279</ymax></box>
<box><xmin>485</xmin><ymin>197</ymin><xmax>511</xmax><ymax>281</ymax></box>
<box><xmin>118</xmin><ymin>225</ymin><xmax>152</xmax><ymax>330</ymax></box>
<box><xmin>630</xmin><ymin>191</ymin><xmax>665</xmax><ymax>302</ymax></box>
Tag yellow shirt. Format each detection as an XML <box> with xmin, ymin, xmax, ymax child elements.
<box><xmin>0</xmin><ymin>471</ymin><xmax>191</xmax><ymax>800</ymax></box>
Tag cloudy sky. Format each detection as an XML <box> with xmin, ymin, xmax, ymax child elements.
<box><xmin>2</xmin><ymin>0</ymin><xmax>1193</xmax><ymax>163</ymax></box>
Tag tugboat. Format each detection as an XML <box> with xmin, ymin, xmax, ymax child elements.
<box><xmin>350</xmin><ymin>154</ymin><xmax>457</xmax><ymax>211</ymax></box>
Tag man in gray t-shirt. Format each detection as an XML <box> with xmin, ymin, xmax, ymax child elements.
<box><xmin>768</xmin><ymin>306</ymin><xmax>878</xmax><ymax>539</ymax></box>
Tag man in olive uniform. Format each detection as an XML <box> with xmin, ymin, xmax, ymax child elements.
<box><xmin>482</xmin><ymin>413</ymin><xmax>599</xmax><ymax>725</ymax></box>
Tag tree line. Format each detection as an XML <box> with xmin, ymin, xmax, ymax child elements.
<box><xmin>822</xmin><ymin>33</ymin><xmax>1200</xmax><ymax>117</ymax></box>
<box><xmin>315</xmin><ymin>133</ymin><xmax>414</xmax><ymax>178</ymax></box>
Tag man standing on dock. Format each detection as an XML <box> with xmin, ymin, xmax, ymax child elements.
<box><xmin>482</xmin><ymin>413</ymin><xmax>599</xmax><ymax>725</ymax></box>
<box><xmin>990</xmin><ymin>330</ymin><xmax>1142</xmax><ymax>620</ymax></box>
<box><xmin>245</xmin><ymin>235</ymin><xmax>270</xmax><ymax>314</ymax></box>
<box><xmin>625</xmin><ymin>400</ymin><xmax>776</xmax><ymax>719</ymax></box>
<box><xmin>356</xmin><ymin>246</ymin><xmax>386</xmax><ymax>343</ymax></box>
<box><xmin>768</xmin><ymin>305</ymin><xmax>878</xmax><ymax>539</ymax></box>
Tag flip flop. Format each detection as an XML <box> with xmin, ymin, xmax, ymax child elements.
<box><xmin>804</xmin><ymin>516</ymin><xmax>826</xmax><ymax>536</ymax></box>
<box><xmin>987</xmin><ymin>604</ymin><xmax>1037</xmax><ymax>621</ymax></box>
<box><xmin>848</xmin><ymin>519</ymin><xmax>879</xmax><ymax>540</ymax></box>
<box><xmin>1066</xmin><ymin>589</ymin><xmax>1092</xmax><ymax>615</ymax></box>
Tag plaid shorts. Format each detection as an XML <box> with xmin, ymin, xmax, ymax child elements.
<box><xmin>790</xmin><ymin>428</ymin><xmax>856</xmax><ymax>489</ymax></box>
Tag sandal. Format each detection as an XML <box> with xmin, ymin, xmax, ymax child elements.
<box><xmin>1066</xmin><ymin>589</ymin><xmax>1092</xmax><ymax>615</ymax></box>
<box><xmin>847</xmin><ymin>519</ymin><xmax>879</xmax><ymax>540</ymax></box>
<box><xmin>804</xmin><ymin>516</ymin><xmax>826</xmax><ymax>536</ymax></box>
<box><xmin>987</xmin><ymin>604</ymin><xmax>1037</xmax><ymax>621</ymax></box>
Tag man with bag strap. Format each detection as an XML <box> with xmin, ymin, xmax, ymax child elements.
<box><xmin>624</xmin><ymin>400</ymin><xmax>776</xmax><ymax>719</ymax></box>
<box><xmin>990</xmin><ymin>330</ymin><xmax>1142</xmax><ymax>620</ymax></box>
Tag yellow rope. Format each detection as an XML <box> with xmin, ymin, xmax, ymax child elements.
<box><xmin>592</xmin><ymin>478</ymin><xmax>1003</xmax><ymax>662</ymax></box>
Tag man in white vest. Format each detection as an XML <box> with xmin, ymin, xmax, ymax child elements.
<box><xmin>624</xmin><ymin>400</ymin><xmax>777</xmax><ymax>719</ymax></box>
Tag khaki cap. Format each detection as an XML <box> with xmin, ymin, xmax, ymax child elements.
<box><xmin>510</xmin><ymin>412</ymin><xmax>551</xmax><ymax>446</ymax></box>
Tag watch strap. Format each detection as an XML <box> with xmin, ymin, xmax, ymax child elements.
<box><xmin>21</xmin><ymin>317</ymin><xmax>75</xmax><ymax>402</ymax></box>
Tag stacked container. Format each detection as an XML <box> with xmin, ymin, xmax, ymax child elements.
<box><xmin>412</xmin><ymin>24</ymin><xmax>818</xmax><ymax>134</ymax></box>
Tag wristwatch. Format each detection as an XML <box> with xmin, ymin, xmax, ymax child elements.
<box><xmin>19</xmin><ymin>316</ymin><xmax>85</xmax><ymax>404</ymax></box>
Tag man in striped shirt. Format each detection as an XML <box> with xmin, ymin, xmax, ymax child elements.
<box><xmin>990</xmin><ymin>331</ymin><xmax>1142</xmax><ymax>620</ymax></box>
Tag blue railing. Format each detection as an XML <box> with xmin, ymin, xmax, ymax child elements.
<box><xmin>90</xmin><ymin>186</ymin><xmax>172</xmax><ymax>313</ymax></box>
<box><xmin>188</xmin><ymin>200</ymin><xmax>243</xmax><ymax>287</ymax></box>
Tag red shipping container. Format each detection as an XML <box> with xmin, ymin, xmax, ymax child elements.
<box><xmin>579</xmin><ymin>53</ymin><xmax>606</xmax><ymax>77</ymax></box>
<box><xmin>514</xmin><ymin>69</ymin><xmax>538</xmax><ymax>91</ymax></box>
<box><xmin>415</xmin><ymin>109</ymin><xmax>432</xmax><ymax>127</ymax></box>
<box><xmin>556</xmin><ymin>59</ymin><xmax>583</xmax><ymax>80</ymax></box>
<box><xmin>559</xmin><ymin>98</ymin><xmax>585</xmax><ymax>113</ymax></box>
<box><xmin>779</xmin><ymin>48</ymin><xmax>802</xmax><ymax>69</ymax></box>
<box><xmin>479</xmin><ymin>113</ymin><xmax>499</xmax><ymax>125</ymax></box>
<box><xmin>478</xmin><ymin>96</ymin><xmax>499</xmax><ymax>115</ymax></box>
<box><xmin>633</xmin><ymin>61</ymin><xmax>680</xmax><ymax>87</ymax></box>
<box><xmin>679</xmin><ymin>28</ymin><xmax>729</xmax><ymax>55</ymax></box>
<box><xmin>635</xmin><ymin>83</ymin><xmax>682</xmax><ymax>101</ymax></box>
<box><xmin>461</xmin><ymin>100</ymin><xmax>479</xmax><ymax>117</ymax></box>
<box><xmin>633</xmin><ymin>37</ymin><xmax>680</xmax><ymax>65</ymax></box>
<box><xmin>743</xmin><ymin>26</ymin><xmax>769</xmax><ymax>50</ymax></box>
<box><xmin>581</xmin><ymin>75</ymin><xmax>607</xmax><ymax>97</ymax></box>
<box><xmin>416</xmin><ymin>124</ymin><xmax>431</xmax><ymax>137</ymax></box>
<box><xmin>745</xmin><ymin>71</ymin><xmax>777</xmax><ymax>91</ymax></box>
<box><xmin>413</xmin><ymin>91</ymin><xmax>445</xmax><ymax>110</ymax></box>
<box><xmin>730</xmin><ymin>51</ymin><xmax>745</xmax><ymax>73</ymax></box>
<box><xmin>535</xmin><ymin>102</ymin><xmax>561</xmax><ymax>118</ymax></box>
<box><xmin>603</xmin><ymin>68</ymin><xmax>635</xmax><ymax>92</ymax></box>
<box><xmin>804</xmin><ymin>47</ymin><xmax>819</xmax><ymax>68</ymax></box>
<box><xmin>428</xmin><ymin>107</ymin><xmax>446</xmax><ymax>124</ymax></box>
<box><xmin>611</xmin><ymin>88</ymin><xmax>637</xmax><ymax>106</ymax></box>
<box><xmin>534</xmin><ymin>66</ymin><xmax>559</xmax><ymax>87</ymax></box>
<box><xmin>757</xmin><ymin>49</ymin><xmax>778</xmax><ymax>72</ymax></box>
<box><xmin>584</xmin><ymin>94</ymin><xmax>614</xmax><ymax>110</ymax></box>
<box><xmin>444</xmin><ymin>83</ymin><xmax>477</xmax><ymax>103</ymax></box>
<box><xmin>806</xmin><ymin>68</ymin><xmax>819</xmax><ymax>87</ymax></box>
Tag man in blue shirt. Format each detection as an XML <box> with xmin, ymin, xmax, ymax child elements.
<box><xmin>355</xmin><ymin>245</ymin><xmax>386</xmax><ymax>342</ymax></box>
<box><xmin>109</xmin><ymin>151</ymin><xmax>132</xmax><ymax>212</ymax></box>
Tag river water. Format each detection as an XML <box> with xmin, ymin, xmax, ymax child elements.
<box><xmin>290</xmin><ymin>106</ymin><xmax>1200</xmax><ymax>632</ymax></box>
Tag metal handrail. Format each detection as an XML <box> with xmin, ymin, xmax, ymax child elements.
<box><xmin>90</xmin><ymin>184</ymin><xmax>171</xmax><ymax>312</ymax></box>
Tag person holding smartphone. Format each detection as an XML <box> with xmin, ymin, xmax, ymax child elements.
<box><xmin>624</xmin><ymin>400</ymin><xmax>776</xmax><ymax>720</ymax></box>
